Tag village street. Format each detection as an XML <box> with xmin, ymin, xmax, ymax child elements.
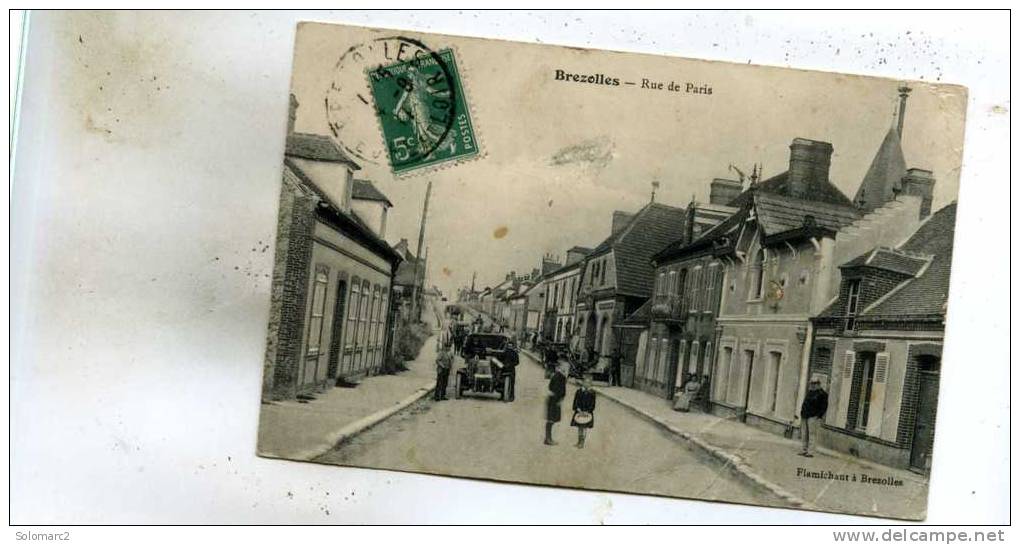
<box><xmin>315</xmin><ymin>307</ymin><xmax>778</xmax><ymax>508</ymax></box>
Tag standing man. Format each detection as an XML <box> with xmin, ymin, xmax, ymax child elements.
<box><xmin>799</xmin><ymin>377</ymin><xmax>829</xmax><ymax>457</ymax></box>
<box><xmin>434</xmin><ymin>342</ymin><xmax>453</xmax><ymax>401</ymax></box>
<box><xmin>609</xmin><ymin>348</ymin><xmax>622</xmax><ymax>387</ymax></box>
<box><xmin>501</xmin><ymin>341</ymin><xmax>519</xmax><ymax>402</ymax></box>
<box><xmin>453</xmin><ymin>330</ymin><xmax>464</xmax><ymax>355</ymax></box>
<box><xmin>544</xmin><ymin>362</ymin><xmax>568</xmax><ymax>446</ymax></box>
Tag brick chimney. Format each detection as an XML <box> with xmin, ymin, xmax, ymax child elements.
<box><xmin>611</xmin><ymin>211</ymin><xmax>634</xmax><ymax>235</ymax></box>
<box><xmin>288</xmin><ymin>93</ymin><xmax>299</xmax><ymax>135</ymax></box>
<box><xmin>709</xmin><ymin>178</ymin><xmax>742</xmax><ymax>205</ymax></box>
<box><xmin>788</xmin><ymin>138</ymin><xmax>834</xmax><ymax>199</ymax></box>
<box><xmin>900</xmin><ymin>168</ymin><xmax>935</xmax><ymax>219</ymax></box>
<box><xmin>565</xmin><ymin>247</ymin><xmax>589</xmax><ymax>266</ymax></box>
<box><xmin>541</xmin><ymin>253</ymin><xmax>562</xmax><ymax>275</ymax></box>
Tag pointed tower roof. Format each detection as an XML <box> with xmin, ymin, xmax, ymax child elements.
<box><xmin>853</xmin><ymin>126</ymin><xmax>907</xmax><ymax>213</ymax></box>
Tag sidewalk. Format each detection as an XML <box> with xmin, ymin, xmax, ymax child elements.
<box><xmin>593</xmin><ymin>385</ymin><xmax>930</xmax><ymax>520</ymax></box>
<box><xmin>257</xmin><ymin>313</ymin><xmax>440</xmax><ymax>462</ymax></box>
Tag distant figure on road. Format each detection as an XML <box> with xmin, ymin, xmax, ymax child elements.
<box><xmin>452</xmin><ymin>329</ymin><xmax>464</xmax><ymax>354</ymax></box>
<box><xmin>571</xmin><ymin>375</ymin><xmax>597</xmax><ymax>448</ymax></box>
<box><xmin>609</xmin><ymin>349</ymin><xmax>622</xmax><ymax>386</ymax></box>
<box><xmin>434</xmin><ymin>342</ymin><xmax>453</xmax><ymax>402</ymax></box>
<box><xmin>799</xmin><ymin>377</ymin><xmax>829</xmax><ymax>457</ymax></box>
<box><xmin>544</xmin><ymin>362</ymin><xmax>568</xmax><ymax>446</ymax></box>
<box><xmin>543</xmin><ymin>344</ymin><xmax>559</xmax><ymax>378</ymax></box>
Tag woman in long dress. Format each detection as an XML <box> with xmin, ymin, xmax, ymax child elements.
<box><xmin>673</xmin><ymin>373</ymin><xmax>702</xmax><ymax>412</ymax></box>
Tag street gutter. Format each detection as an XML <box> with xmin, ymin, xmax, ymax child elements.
<box><xmin>296</xmin><ymin>383</ymin><xmax>436</xmax><ymax>462</ymax></box>
<box><xmin>519</xmin><ymin>348</ymin><xmax>810</xmax><ymax>509</ymax></box>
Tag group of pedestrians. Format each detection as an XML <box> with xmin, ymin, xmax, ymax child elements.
<box><xmin>435</xmin><ymin>316</ymin><xmax>829</xmax><ymax>457</ymax></box>
<box><xmin>543</xmin><ymin>363</ymin><xmax>597</xmax><ymax>449</ymax></box>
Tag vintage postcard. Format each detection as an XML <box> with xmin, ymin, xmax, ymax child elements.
<box><xmin>257</xmin><ymin>21</ymin><xmax>967</xmax><ymax>520</ymax></box>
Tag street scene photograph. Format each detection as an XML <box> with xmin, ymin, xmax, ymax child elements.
<box><xmin>256</xmin><ymin>22</ymin><xmax>968</xmax><ymax>520</ymax></box>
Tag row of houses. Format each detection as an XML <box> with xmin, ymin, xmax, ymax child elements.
<box><xmin>262</xmin><ymin>96</ymin><xmax>427</xmax><ymax>401</ymax></box>
<box><xmin>462</xmin><ymin>89</ymin><xmax>953</xmax><ymax>474</ymax></box>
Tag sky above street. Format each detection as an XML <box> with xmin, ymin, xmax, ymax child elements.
<box><xmin>290</xmin><ymin>23</ymin><xmax>966</xmax><ymax>298</ymax></box>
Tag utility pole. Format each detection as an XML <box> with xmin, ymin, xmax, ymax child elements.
<box><xmin>411</xmin><ymin>180</ymin><xmax>432</xmax><ymax>322</ymax></box>
<box><xmin>419</xmin><ymin>245</ymin><xmax>430</xmax><ymax>321</ymax></box>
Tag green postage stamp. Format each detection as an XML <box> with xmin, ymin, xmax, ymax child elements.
<box><xmin>366</xmin><ymin>48</ymin><xmax>479</xmax><ymax>175</ymax></box>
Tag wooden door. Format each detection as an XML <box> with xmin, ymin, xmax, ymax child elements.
<box><xmin>327</xmin><ymin>280</ymin><xmax>348</xmax><ymax>379</ymax></box>
<box><xmin>910</xmin><ymin>356</ymin><xmax>941</xmax><ymax>472</ymax></box>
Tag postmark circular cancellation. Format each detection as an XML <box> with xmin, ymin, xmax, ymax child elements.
<box><xmin>325</xmin><ymin>36</ymin><xmax>480</xmax><ymax>176</ymax></box>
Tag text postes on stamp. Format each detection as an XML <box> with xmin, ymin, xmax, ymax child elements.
<box><xmin>325</xmin><ymin>37</ymin><xmax>478</xmax><ymax>176</ymax></box>
<box><xmin>368</xmin><ymin>48</ymin><xmax>478</xmax><ymax>175</ymax></box>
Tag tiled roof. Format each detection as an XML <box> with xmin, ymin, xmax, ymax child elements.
<box><xmin>283</xmin><ymin>158</ymin><xmax>400</xmax><ymax>265</ymax></box>
<box><xmin>654</xmin><ymin>186</ymin><xmax>859</xmax><ymax>264</ymax></box>
<box><xmin>729</xmin><ymin>169</ymin><xmax>856</xmax><ymax>209</ymax></box>
<box><xmin>285</xmin><ymin>132</ymin><xmax>360</xmax><ymax>168</ymax></box>
<box><xmin>608</xmin><ymin>202</ymin><xmax>687</xmax><ymax>297</ymax></box>
<box><xmin>853</xmin><ymin>127</ymin><xmax>907</xmax><ymax>213</ymax></box>
<box><xmin>864</xmin><ymin>203</ymin><xmax>957</xmax><ymax>318</ymax></box>
<box><xmin>545</xmin><ymin>259</ymin><xmax>583</xmax><ymax>277</ymax></box>
<box><xmin>653</xmin><ymin>202</ymin><xmax>747</xmax><ymax>262</ymax></box>
<box><xmin>840</xmin><ymin>247</ymin><xmax>930</xmax><ymax>277</ymax></box>
<box><xmin>351</xmin><ymin>179</ymin><xmax>393</xmax><ymax>206</ymax></box>
<box><xmin>753</xmin><ymin>192</ymin><xmax>860</xmax><ymax>236</ymax></box>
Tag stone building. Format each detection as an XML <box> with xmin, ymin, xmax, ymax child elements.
<box><xmin>573</xmin><ymin>203</ymin><xmax>687</xmax><ymax>375</ymax></box>
<box><xmin>541</xmin><ymin>247</ymin><xmax>590</xmax><ymax>344</ymax></box>
<box><xmin>710</xmin><ymin>129</ymin><xmax>934</xmax><ymax>437</ymax></box>
<box><xmin>634</xmin><ymin>193</ymin><xmax>738</xmax><ymax>400</ymax></box>
<box><xmin>262</xmin><ymin>97</ymin><xmax>402</xmax><ymax>400</ymax></box>
<box><xmin>809</xmin><ymin>203</ymin><xmax>955</xmax><ymax>473</ymax></box>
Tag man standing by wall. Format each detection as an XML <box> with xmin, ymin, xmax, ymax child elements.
<box><xmin>799</xmin><ymin>377</ymin><xmax>829</xmax><ymax>457</ymax></box>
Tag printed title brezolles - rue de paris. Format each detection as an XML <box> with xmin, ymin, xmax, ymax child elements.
<box><xmin>553</xmin><ymin>68</ymin><xmax>713</xmax><ymax>94</ymax></box>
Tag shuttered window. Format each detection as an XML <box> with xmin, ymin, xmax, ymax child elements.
<box><xmin>715</xmin><ymin>346</ymin><xmax>732</xmax><ymax>401</ymax></box>
<box><xmin>834</xmin><ymin>350</ymin><xmax>855</xmax><ymax>427</ymax></box>
<box><xmin>347</xmin><ymin>278</ymin><xmax>361</xmax><ymax>351</ymax></box>
<box><xmin>689</xmin><ymin>267</ymin><xmax>702</xmax><ymax>311</ymax></box>
<box><xmin>306</xmin><ymin>269</ymin><xmax>329</xmax><ymax>356</ymax></box>
<box><xmin>866</xmin><ymin>352</ymin><xmax>891</xmax><ymax>436</ymax></box>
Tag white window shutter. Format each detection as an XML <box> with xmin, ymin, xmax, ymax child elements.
<box><xmin>635</xmin><ymin>332</ymin><xmax>648</xmax><ymax>378</ymax></box>
<box><xmin>833</xmin><ymin>350</ymin><xmax>856</xmax><ymax>427</ymax></box>
<box><xmin>674</xmin><ymin>340</ymin><xmax>686</xmax><ymax>386</ymax></box>
<box><xmin>866</xmin><ymin>352</ymin><xmax>890</xmax><ymax>437</ymax></box>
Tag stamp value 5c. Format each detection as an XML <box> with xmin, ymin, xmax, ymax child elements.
<box><xmin>367</xmin><ymin>48</ymin><xmax>478</xmax><ymax>175</ymax></box>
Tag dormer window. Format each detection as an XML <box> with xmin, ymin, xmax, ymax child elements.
<box><xmin>846</xmin><ymin>279</ymin><xmax>862</xmax><ymax>331</ymax></box>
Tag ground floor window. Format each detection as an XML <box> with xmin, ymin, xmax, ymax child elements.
<box><xmin>715</xmin><ymin>345</ymin><xmax>732</xmax><ymax>401</ymax></box>
<box><xmin>306</xmin><ymin>268</ymin><xmax>329</xmax><ymax>356</ymax></box>
<box><xmin>737</xmin><ymin>349</ymin><xmax>756</xmax><ymax>408</ymax></box>
<box><xmin>767</xmin><ymin>350</ymin><xmax>782</xmax><ymax>413</ymax></box>
<box><xmin>853</xmin><ymin>351</ymin><xmax>877</xmax><ymax>431</ymax></box>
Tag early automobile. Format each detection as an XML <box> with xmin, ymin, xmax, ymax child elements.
<box><xmin>455</xmin><ymin>333</ymin><xmax>514</xmax><ymax>402</ymax></box>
